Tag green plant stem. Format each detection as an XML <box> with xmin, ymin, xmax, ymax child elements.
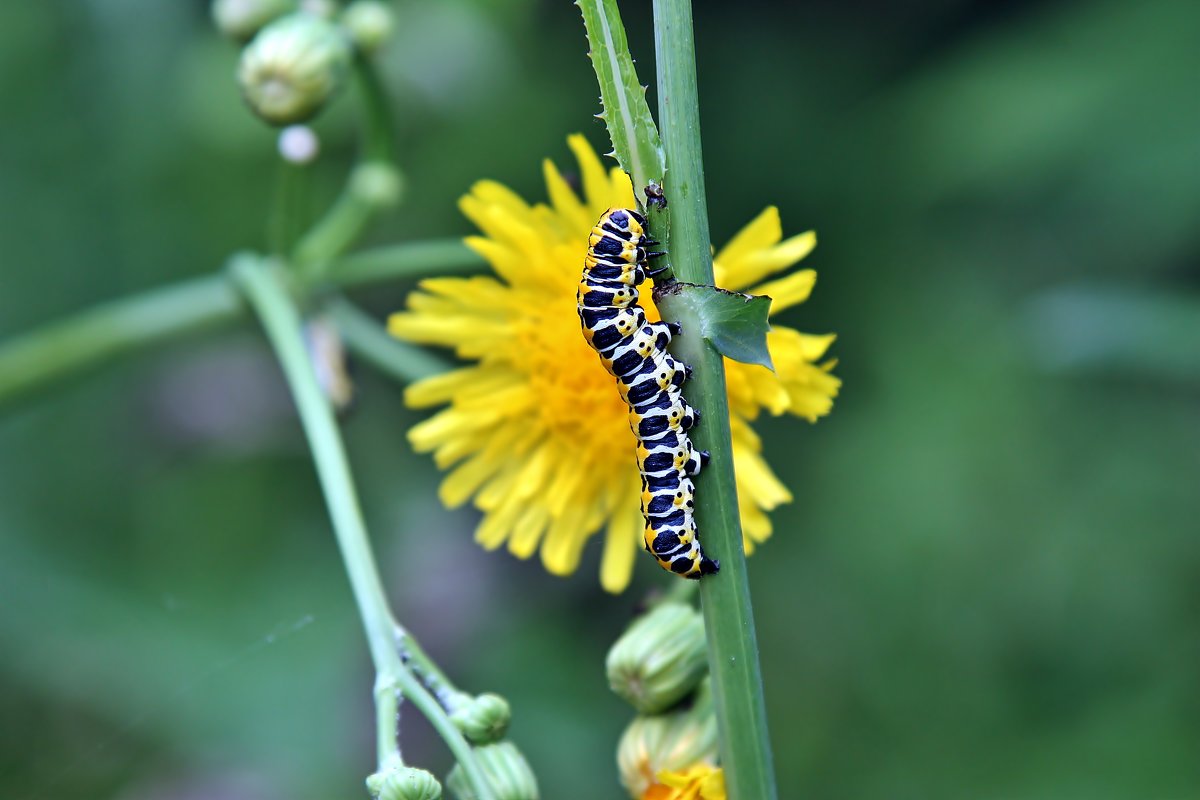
<box><xmin>353</xmin><ymin>51</ymin><xmax>397</xmax><ymax>164</ymax></box>
<box><xmin>374</xmin><ymin>672</ymin><xmax>403</xmax><ymax>766</ymax></box>
<box><xmin>324</xmin><ymin>295</ymin><xmax>452</xmax><ymax>383</ymax></box>
<box><xmin>0</xmin><ymin>275</ymin><xmax>241</xmax><ymax>404</ymax></box>
<box><xmin>652</xmin><ymin>2</ymin><xmax>778</xmax><ymax>797</ymax></box>
<box><xmin>270</xmin><ymin>158</ymin><xmax>311</xmax><ymax>257</ymax></box>
<box><xmin>328</xmin><ymin>239</ymin><xmax>484</xmax><ymax>288</ymax></box>
<box><xmin>291</xmin><ymin>178</ymin><xmax>381</xmax><ymax>274</ymax></box>
<box><xmin>292</xmin><ymin>56</ymin><xmax>399</xmax><ymax>275</ymax></box>
<box><xmin>395</xmin><ymin>623</ymin><xmax>466</xmax><ymax>709</ymax></box>
<box><xmin>229</xmin><ymin>254</ymin><xmax>495</xmax><ymax>798</ymax></box>
<box><xmin>0</xmin><ymin>240</ymin><xmax>482</xmax><ymax>407</ymax></box>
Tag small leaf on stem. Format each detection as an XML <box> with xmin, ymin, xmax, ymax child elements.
<box><xmin>654</xmin><ymin>282</ymin><xmax>774</xmax><ymax>370</ymax></box>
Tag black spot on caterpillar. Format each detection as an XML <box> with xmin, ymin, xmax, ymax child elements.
<box><xmin>577</xmin><ymin>208</ymin><xmax>719</xmax><ymax>580</ymax></box>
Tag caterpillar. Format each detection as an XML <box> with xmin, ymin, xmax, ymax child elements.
<box><xmin>577</xmin><ymin>208</ymin><xmax>720</xmax><ymax>579</ymax></box>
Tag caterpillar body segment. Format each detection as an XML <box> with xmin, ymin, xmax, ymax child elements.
<box><xmin>577</xmin><ymin>207</ymin><xmax>720</xmax><ymax>580</ymax></box>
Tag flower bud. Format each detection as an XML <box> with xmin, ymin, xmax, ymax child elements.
<box><xmin>211</xmin><ymin>0</ymin><xmax>294</xmax><ymax>42</ymax></box>
<box><xmin>366</xmin><ymin>762</ymin><xmax>443</xmax><ymax>800</ymax></box>
<box><xmin>450</xmin><ymin>692</ymin><xmax>512</xmax><ymax>745</ymax></box>
<box><xmin>445</xmin><ymin>742</ymin><xmax>539</xmax><ymax>800</ymax></box>
<box><xmin>616</xmin><ymin>684</ymin><xmax>718</xmax><ymax>798</ymax></box>
<box><xmin>341</xmin><ymin>1</ymin><xmax>396</xmax><ymax>53</ymax></box>
<box><xmin>606</xmin><ymin>602</ymin><xmax>707</xmax><ymax>714</ymax></box>
<box><xmin>351</xmin><ymin>162</ymin><xmax>404</xmax><ymax>208</ymax></box>
<box><xmin>238</xmin><ymin>12</ymin><xmax>351</xmax><ymax>125</ymax></box>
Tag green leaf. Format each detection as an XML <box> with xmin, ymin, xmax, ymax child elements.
<box><xmin>577</xmin><ymin>0</ymin><xmax>666</xmax><ymax>202</ymax></box>
<box><xmin>654</xmin><ymin>282</ymin><xmax>774</xmax><ymax>370</ymax></box>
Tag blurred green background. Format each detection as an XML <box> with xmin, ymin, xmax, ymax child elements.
<box><xmin>2</xmin><ymin>1</ymin><xmax>1198</xmax><ymax>798</ymax></box>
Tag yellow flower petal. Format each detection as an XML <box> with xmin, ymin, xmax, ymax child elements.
<box><xmin>601</xmin><ymin>478</ymin><xmax>642</xmax><ymax>593</ymax></box>
<box><xmin>713</xmin><ymin>205</ymin><xmax>816</xmax><ymax>291</ymax></box>
<box><xmin>751</xmin><ymin>267</ymin><xmax>817</xmax><ymax>314</ymax></box>
<box><xmin>608</xmin><ymin>166</ymin><xmax>638</xmax><ymax>209</ymax></box>
<box><xmin>567</xmin><ymin>132</ymin><xmax>610</xmax><ymax>211</ymax></box>
<box><xmin>713</xmin><ymin>206</ymin><xmax>782</xmax><ymax>271</ymax></box>
<box><xmin>796</xmin><ymin>331</ymin><xmax>836</xmax><ymax>361</ymax></box>
<box><xmin>508</xmin><ymin>503</ymin><xmax>549</xmax><ymax>558</ymax></box>
<box><xmin>647</xmin><ymin>764</ymin><xmax>726</xmax><ymax>800</ymax></box>
<box><xmin>475</xmin><ymin>491</ymin><xmax>525</xmax><ymax>550</ymax></box>
<box><xmin>542</xmin><ymin>157</ymin><xmax>592</xmax><ymax>236</ymax></box>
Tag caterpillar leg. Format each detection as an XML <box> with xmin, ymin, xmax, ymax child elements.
<box><xmin>644</xmin><ymin>321</ymin><xmax>676</xmax><ymax>350</ymax></box>
<box><xmin>629</xmin><ymin>390</ymin><xmax>697</xmax><ymax>438</ymax></box>
<box><xmin>636</xmin><ymin>430</ymin><xmax>694</xmax><ymax>475</ymax></box>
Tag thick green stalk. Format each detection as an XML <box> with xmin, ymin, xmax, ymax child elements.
<box><xmin>652</xmin><ymin>2</ymin><xmax>778</xmax><ymax>797</ymax></box>
<box><xmin>0</xmin><ymin>275</ymin><xmax>241</xmax><ymax>404</ymax></box>
<box><xmin>229</xmin><ymin>255</ymin><xmax>495</xmax><ymax>799</ymax></box>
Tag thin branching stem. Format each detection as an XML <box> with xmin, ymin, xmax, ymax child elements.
<box><xmin>323</xmin><ymin>295</ymin><xmax>452</xmax><ymax>383</ymax></box>
<box><xmin>0</xmin><ymin>240</ymin><xmax>481</xmax><ymax>407</ymax></box>
<box><xmin>328</xmin><ymin>239</ymin><xmax>483</xmax><ymax>288</ymax></box>
<box><xmin>0</xmin><ymin>275</ymin><xmax>241</xmax><ymax>405</ymax></box>
<box><xmin>292</xmin><ymin>55</ymin><xmax>400</xmax><ymax>275</ymax></box>
<box><xmin>230</xmin><ymin>254</ymin><xmax>495</xmax><ymax>799</ymax></box>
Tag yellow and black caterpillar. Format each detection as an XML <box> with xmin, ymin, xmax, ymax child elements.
<box><xmin>577</xmin><ymin>208</ymin><xmax>720</xmax><ymax>579</ymax></box>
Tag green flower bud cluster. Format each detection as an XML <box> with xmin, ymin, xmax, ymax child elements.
<box><xmin>446</xmin><ymin>742</ymin><xmax>539</xmax><ymax>800</ymax></box>
<box><xmin>617</xmin><ymin>682</ymin><xmax>718</xmax><ymax>798</ymax></box>
<box><xmin>212</xmin><ymin>0</ymin><xmax>397</xmax><ymax>127</ymax></box>
<box><xmin>449</xmin><ymin>691</ymin><xmax>512</xmax><ymax>745</ymax></box>
<box><xmin>237</xmin><ymin>12</ymin><xmax>351</xmax><ymax>125</ymax></box>
<box><xmin>440</xmin><ymin>690</ymin><xmax>536</xmax><ymax>799</ymax></box>
<box><xmin>606</xmin><ymin>602</ymin><xmax>717</xmax><ymax>798</ymax></box>
<box><xmin>367</xmin><ymin>759</ymin><xmax>443</xmax><ymax>800</ymax></box>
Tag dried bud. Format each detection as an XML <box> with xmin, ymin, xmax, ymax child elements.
<box><xmin>616</xmin><ymin>684</ymin><xmax>718</xmax><ymax>798</ymax></box>
<box><xmin>445</xmin><ymin>742</ymin><xmax>539</xmax><ymax>800</ymax></box>
<box><xmin>606</xmin><ymin>602</ymin><xmax>707</xmax><ymax>714</ymax></box>
<box><xmin>211</xmin><ymin>0</ymin><xmax>294</xmax><ymax>42</ymax></box>
<box><xmin>304</xmin><ymin>316</ymin><xmax>354</xmax><ymax>411</ymax></box>
<box><xmin>238</xmin><ymin>12</ymin><xmax>351</xmax><ymax>125</ymax></box>
<box><xmin>450</xmin><ymin>693</ymin><xmax>512</xmax><ymax>745</ymax></box>
<box><xmin>366</xmin><ymin>762</ymin><xmax>443</xmax><ymax>800</ymax></box>
<box><xmin>341</xmin><ymin>1</ymin><xmax>396</xmax><ymax>53</ymax></box>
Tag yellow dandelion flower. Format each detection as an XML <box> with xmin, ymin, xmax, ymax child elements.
<box><xmin>388</xmin><ymin>134</ymin><xmax>839</xmax><ymax>592</ymax></box>
<box><xmin>643</xmin><ymin>764</ymin><xmax>726</xmax><ymax>800</ymax></box>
